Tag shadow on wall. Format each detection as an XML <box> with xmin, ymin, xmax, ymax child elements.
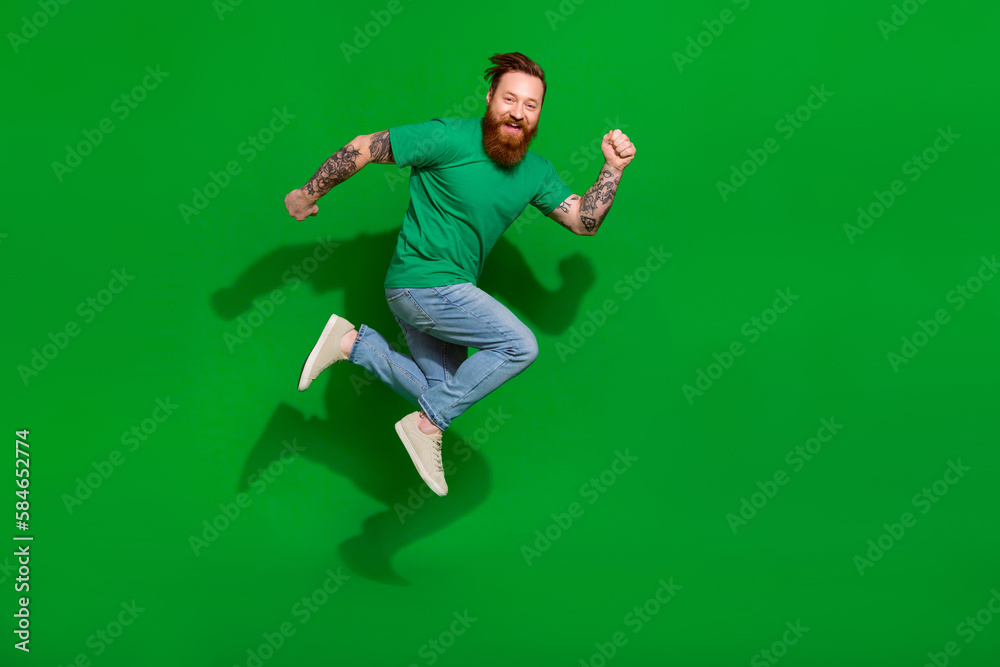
<box><xmin>209</xmin><ymin>230</ymin><xmax>595</xmax><ymax>585</ymax></box>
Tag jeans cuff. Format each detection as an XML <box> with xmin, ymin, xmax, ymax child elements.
<box><xmin>347</xmin><ymin>323</ymin><xmax>366</xmax><ymax>364</ymax></box>
<box><xmin>418</xmin><ymin>395</ymin><xmax>448</xmax><ymax>432</ymax></box>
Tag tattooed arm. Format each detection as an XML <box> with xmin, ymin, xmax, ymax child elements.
<box><xmin>545</xmin><ymin>128</ymin><xmax>634</xmax><ymax>234</ymax></box>
<box><xmin>546</xmin><ymin>165</ymin><xmax>622</xmax><ymax>236</ymax></box>
<box><xmin>577</xmin><ymin>165</ymin><xmax>622</xmax><ymax>235</ymax></box>
<box><xmin>284</xmin><ymin>130</ymin><xmax>395</xmax><ymax>221</ymax></box>
<box><xmin>301</xmin><ymin>130</ymin><xmax>395</xmax><ymax>201</ymax></box>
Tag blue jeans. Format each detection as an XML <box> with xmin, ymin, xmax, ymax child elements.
<box><xmin>347</xmin><ymin>282</ymin><xmax>538</xmax><ymax>431</ymax></box>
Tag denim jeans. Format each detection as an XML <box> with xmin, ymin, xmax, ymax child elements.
<box><xmin>347</xmin><ymin>282</ymin><xmax>538</xmax><ymax>431</ymax></box>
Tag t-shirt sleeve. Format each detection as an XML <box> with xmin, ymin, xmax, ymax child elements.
<box><xmin>530</xmin><ymin>159</ymin><xmax>573</xmax><ymax>215</ymax></box>
<box><xmin>388</xmin><ymin>117</ymin><xmax>457</xmax><ymax>169</ymax></box>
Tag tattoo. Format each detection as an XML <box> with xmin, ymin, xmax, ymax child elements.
<box><xmin>302</xmin><ymin>144</ymin><xmax>362</xmax><ymax>198</ymax></box>
<box><xmin>551</xmin><ymin>195</ymin><xmax>579</xmax><ymax>231</ymax></box>
<box><xmin>368</xmin><ymin>130</ymin><xmax>394</xmax><ymax>164</ymax></box>
<box><xmin>554</xmin><ymin>195</ymin><xmax>579</xmax><ymax>215</ymax></box>
<box><xmin>579</xmin><ymin>169</ymin><xmax>620</xmax><ymax>234</ymax></box>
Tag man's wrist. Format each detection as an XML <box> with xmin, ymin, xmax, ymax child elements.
<box><xmin>603</xmin><ymin>161</ymin><xmax>624</xmax><ymax>175</ymax></box>
<box><xmin>300</xmin><ymin>187</ymin><xmax>319</xmax><ymax>204</ymax></box>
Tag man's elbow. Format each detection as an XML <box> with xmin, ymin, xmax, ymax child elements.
<box><xmin>351</xmin><ymin>134</ymin><xmax>368</xmax><ymax>152</ymax></box>
<box><xmin>347</xmin><ymin>134</ymin><xmax>372</xmax><ymax>166</ymax></box>
<box><xmin>577</xmin><ymin>216</ymin><xmax>598</xmax><ymax>236</ymax></box>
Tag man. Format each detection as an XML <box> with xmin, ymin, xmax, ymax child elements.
<box><xmin>283</xmin><ymin>52</ymin><xmax>635</xmax><ymax>497</ymax></box>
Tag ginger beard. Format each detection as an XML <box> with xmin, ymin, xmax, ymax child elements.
<box><xmin>481</xmin><ymin>102</ymin><xmax>538</xmax><ymax>168</ymax></box>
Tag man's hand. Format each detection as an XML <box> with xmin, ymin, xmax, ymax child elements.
<box><xmin>284</xmin><ymin>188</ymin><xmax>318</xmax><ymax>221</ymax></box>
<box><xmin>602</xmin><ymin>129</ymin><xmax>635</xmax><ymax>171</ymax></box>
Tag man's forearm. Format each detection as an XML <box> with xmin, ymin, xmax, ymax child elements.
<box><xmin>578</xmin><ymin>164</ymin><xmax>622</xmax><ymax>234</ymax></box>
<box><xmin>300</xmin><ymin>136</ymin><xmax>368</xmax><ymax>202</ymax></box>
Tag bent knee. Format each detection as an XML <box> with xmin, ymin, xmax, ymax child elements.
<box><xmin>515</xmin><ymin>329</ymin><xmax>538</xmax><ymax>365</ymax></box>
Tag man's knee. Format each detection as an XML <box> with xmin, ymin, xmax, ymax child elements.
<box><xmin>518</xmin><ymin>330</ymin><xmax>538</xmax><ymax>366</ymax></box>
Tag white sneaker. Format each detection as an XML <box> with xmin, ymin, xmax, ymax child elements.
<box><xmin>395</xmin><ymin>412</ymin><xmax>447</xmax><ymax>496</ymax></box>
<box><xmin>298</xmin><ymin>314</ymin><xmax>355</xmax><ymax>391</ymax></box>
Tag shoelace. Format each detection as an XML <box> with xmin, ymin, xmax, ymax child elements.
<box><xmin>431</xmin><ymin>435</ymin><xmax>444</xmax><ymax>473</ymax></box>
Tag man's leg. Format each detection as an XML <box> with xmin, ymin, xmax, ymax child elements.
<box><xmin>338</xmin><ymin>287</ymin><xmax>464</xmax><ymax>409</ymax></box>
<box><xmin>299</xmin><ymin>315</ymin><xmax>436</xmax><ymax>405</ymax></box>
<box><xmin>387</xmin><ymin>283</ymin><xmax>537</xmax><ymax>431</ymax></box>
<box><xmin>394</xmin><ymin>314</ymin><xmax>468</xmax><ymax>389</ymax></box>
<box><xmin>346</xmin><ymin>322</ymin><xmax>431</xmax><ymax>406</ymax></box>
<box><xmin>306</xmin><ymin>314</ymin><xmax>448</xmax><ymax>496</ymax></box>
<box><xmin>389</xmin><ymin>312</ymin><xmax>468</xmax><ymax>435</ymax></box>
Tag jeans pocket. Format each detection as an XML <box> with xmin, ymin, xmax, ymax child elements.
<box><xmin>385</xmin><ymin>288</ymin><xmax>407</xmax><ymax>304</ymax></box>
<box><xmin>388</xmin><ymin>290</ymin><xmax>437</xmax><ymax>331</ymax></box>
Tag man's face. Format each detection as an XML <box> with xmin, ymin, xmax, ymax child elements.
<box><xmin>482</xmin><ymin>71</ymin><xmax>544</xmax><ymax>168</ymax></box>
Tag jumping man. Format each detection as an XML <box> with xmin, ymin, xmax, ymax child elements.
<box><xmin>283</xmin><ymin>52</ymin><xmax>636</xmax><ymax>497</ymax></box>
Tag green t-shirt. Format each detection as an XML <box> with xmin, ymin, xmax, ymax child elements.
<box><xmin>384</xmin><ymin>117</ymin><xmax>572</xmax><ymax>288</ymax></box>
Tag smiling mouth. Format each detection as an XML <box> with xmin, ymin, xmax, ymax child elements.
<box><xmin>503</xmin><ymin>121</ymin><xmax>522</xmax><ymax>133</ymax></box>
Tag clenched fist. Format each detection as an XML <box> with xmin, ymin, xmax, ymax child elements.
<box><xmin>284</xmin><ymin>188</ymin><xmax>318</xmax><ymax>221</ymax></box>
<box><xmin>602</xmin><ymin>129</ymin><xmax>635</xmax><ymax>171</ymax></box>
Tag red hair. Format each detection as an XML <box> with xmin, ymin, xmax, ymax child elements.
<box><xmin>483</xmin><ymin>52</ymin><xmax>547</xmax><ymax>105</ymax></box>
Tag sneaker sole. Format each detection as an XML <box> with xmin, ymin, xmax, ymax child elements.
<box><xmin>395</xmin><ymin>421</ymin><xmax>447</xmax><ymax>497</ymax></box>
<box><xmin>298</xmin><ymin>314</ymin><xmax>344</xmax><ymax>392</ymax></box>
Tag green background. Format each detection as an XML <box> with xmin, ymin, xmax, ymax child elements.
<box><xmin>4</xmin><ymin>0</ymin><xmax>999</xmax><ymax>665</ymax></box>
